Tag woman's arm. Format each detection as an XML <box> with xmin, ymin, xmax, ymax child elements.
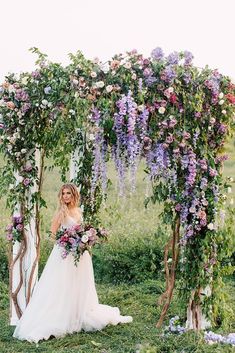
<box><xmin>50</xmin><ymin>214</ymin><xmax>61</xmax><ymax>240</ymax></box>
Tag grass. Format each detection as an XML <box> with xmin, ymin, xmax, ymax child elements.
<box><xmin>0</xmin><ymin>280</ymin><xmax>235</xmax><ymax>352</ymax></box>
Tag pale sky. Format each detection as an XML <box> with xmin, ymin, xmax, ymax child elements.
<box><xmin>0</xmin><ymin>0</ymin><xmax>235</xmax><ymax>81</ymax></box>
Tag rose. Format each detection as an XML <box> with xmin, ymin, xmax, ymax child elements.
<box><xmin>207</xmin><ymin>223</ymin><xmax>214</xmax><ymax>230</ymax></box>
<box><xmin>16</xmin><ymin>224</ymin><xmax>23</xmax><ymax>231</ymax></box>
<box><xmin>90</xmin><ymin>72</ymin><xmax>97</xmax><ymax>78</ymax></box>
<box><xmin>158</xmin><ymin>107</ymin><xmax>165</xmax><ymax>114</ymax></box>
<box><xmin>96</xmin><ymin>81</ymin><xmax>105</xmax><ymax>88</ymax></box>
<box><xmin>7</xmin><ymin>101</ymin><xmax>15</xmax><ymax>109</ymax></box>
<box><xmin>124</xmin><ymin>62</ymin><xmax>131</xmax><ymax>69</ymax></box>
<box><xmin>81</xmin><ymin>234</ymin><xmax>89</xmax><ymax>243</ymax></box>
<box><xmin>23</xmin><ymin>178</ymin><xmax>30</xmax><ymax>187</ymax></box>
<box><xmin>106</xmin><ymin>85</ymin><xmax>113</xmax><ymax>93</ymax></box>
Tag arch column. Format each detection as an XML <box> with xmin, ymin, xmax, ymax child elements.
<box><xmin>10</xmin><ymin>149</ymin><xmax>40</xmax><ymax>325</ymax></box>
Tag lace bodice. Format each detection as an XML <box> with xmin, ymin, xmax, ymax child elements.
<box><xmin>61</xmin><ymin>215</ymin><xmax>79</xmax><ymax>229</ymax></box>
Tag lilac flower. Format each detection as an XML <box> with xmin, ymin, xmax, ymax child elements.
<box><xmin>184</xmin><ymin>51</ymin><xmax>194</xmax><ymax>65</ymax></box>
<box><xmin>200</xmin><ymin>177</ymin><xmax>208</xmax><ymax>190</ymax></box>
<box><xmin>31</xmin><ymin>70</ymin><xmax>41</xmax><ymax>79</ymax></box>
<box><xmin>183</xmin><ymin>72</ymin><xmax>192</xmax><ymax>84</ymax></box>
<box><xmin>167</xmin><ymin>51</ymin><xmax>179</xmax><ymax>65</ymax></box>
<box><xmin>15</xmin><ymin>89</ymin><xmax>29</xmax><ymax>102</ymax></box>
<box><xmin>161</xmin><ymin>66</ymin><xmax>177</xmax><ymax>83</ymax></box>
<box><xmin>138</xmin><ymin>78</ymin><xmax>143</xmax><ymax>92</ymax></box>
<box><xmin>21</xmin><ymin>102</ymin><xmax>31</xmax><ymax>114</ymax></box>
<box><xmin>209</xmin><ymin>167</ymin><xmax>217</xmax><ymax>177</ymax></box>
<box><xmin>144</xmin><ymin>76</ymin><xmax>157</xmax><ymax>87</ymax></box>
<box><xmin>151</xmin><ymin>47</ymin><xmax>164</xmax><ymax>60</ymax></box>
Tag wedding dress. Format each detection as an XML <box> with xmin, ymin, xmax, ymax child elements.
<box><xmin>13</xmin><ymin>215</ymin><xmax>132</xmax><ymax>343</ymax></box>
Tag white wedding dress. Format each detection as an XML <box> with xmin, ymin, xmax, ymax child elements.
<box><xmin>13</xmin><ymin>215</ymin><xmax>132</xmax><ymax>343</ymax></box>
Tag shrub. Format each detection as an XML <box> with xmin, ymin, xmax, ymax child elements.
<box><xmin>0</xmin><ymin>237</ymin><xmax>9</xmax><ymax>283</ymax></box>
<box><xmin>93</xmin><ymin>229</ymin><xmax>165</xmax><ymax>284</ymax></box>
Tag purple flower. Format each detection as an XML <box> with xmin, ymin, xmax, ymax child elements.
<box><xmin>15</xmin><ymin>89</ymin><xmax>29</xmax><ymax>102</ymax></box>
<box><xmin>209</xmin><ymin>167</ymin><xmax>217</xmax><ymax>177</ymax></box>
<box><xmin>31</xmin><ymin>70</ymin><xmax>41</xmax><ymax>79</ymax></box>
<box><xmin>175</xmin><ymin>204</ymin><xmax>182</xmax><ymax>212</ymax></box>
<box><xmin>184</xmin><ymin>51</ymin><xmax>194</xmax><ymax>65</ymax></box>
<box><xmin>16</xmin><ymin>224</ymin><xmax>23</xmax><ymax>231</ymax></box>
<box><xmin>183</xmin><ymin>72</ymin><xmax>192</xmax><ymax>84</ymax></box>
<box><xmin>167</xmin><ymin>51</ymin><xmax>179</xmax><ymax>65</ymax></box>
<box><xmin>6</xmin><ymin>224</ymin><xmax>13</xmax><ymax>231</ymax></box>
<box><xmin>13</xmin><ymin>216</ymin><xmax>23</xmax><ymax>224</ymax></box>
<box><xmin>161</xmin><ymin>66</ymin><xmax>177</xmax><ymax>83</ymax></box>
<box><xmin>21</xmin><ymin>102</ymin><xmax>31</xmax><ymax>114</ymax></box>
<box><xmin>23</xmin><ymin>178</ymin><xmax>31</xmax><ymax>187</ymax></box>
<box><xmin>151</xmin><ymin>47</ymin><xmax>164</xmax><ymax>60</ymax></box>
<box><xmin>6</xmin><ymin>233</ymin><xmax>13</xmax><ymax>241</ymax></box>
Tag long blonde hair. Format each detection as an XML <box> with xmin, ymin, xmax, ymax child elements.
<box><xmin>56</xmin><ymin>183</ymin><xmax>80</xmax><ymax>222</ymax></box>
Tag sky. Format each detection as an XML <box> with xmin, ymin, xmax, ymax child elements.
<box><xmin>0</xmin><ymin>0</ymin><xmax>235</xmax><ymax>81</ymax></box>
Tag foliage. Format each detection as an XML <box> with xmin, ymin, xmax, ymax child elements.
<box><xmin>0</xmin><ymin>47</ymin><xmax>235</xmax><ymax>326</ymax></box>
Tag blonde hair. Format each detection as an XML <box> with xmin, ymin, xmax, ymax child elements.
<box><xmin>56</xmin><ymin>183</ymin><xmax>80</xmax><ymax>222</ymax></box>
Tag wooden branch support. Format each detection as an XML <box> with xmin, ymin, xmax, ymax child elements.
<box><xmin>156</xmin><ymin>216</ymin><xmax>180</xmax><ymax>328</ymax></box>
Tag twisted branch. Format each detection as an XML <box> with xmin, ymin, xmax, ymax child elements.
<box><xmin>156</xmin><ymin>216</ymin><xmax>180</xmax><ymax>328</ymax></box>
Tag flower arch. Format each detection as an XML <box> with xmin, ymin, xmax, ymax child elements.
<box><xmin>0</xmin><ymin>47</ymin><xmax>234</xmax><ymax>329</ymax></box>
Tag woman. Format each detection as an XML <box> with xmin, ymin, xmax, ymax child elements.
<box><xmin>13</xmin><ymin>183</ymin><xmax>132</xmax><ymax>343</ymax></box>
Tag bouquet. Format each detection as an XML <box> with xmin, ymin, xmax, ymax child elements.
<box><xmin>55</xmin><ymin>223</ymin><xmax>108</xmax><ymax>265</ymax></box>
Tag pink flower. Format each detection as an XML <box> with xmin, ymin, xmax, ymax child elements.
<box><xmin>7</xmin><ymin>233</ymin><xmax>13</xmax><ymax>241</ymax></box>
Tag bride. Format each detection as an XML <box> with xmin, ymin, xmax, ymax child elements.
<box><xmin>13</xmin><ymin>183</ymin><xmax>132</xmax><ymax>343</ymax></box>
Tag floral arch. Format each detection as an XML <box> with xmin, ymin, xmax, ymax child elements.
<box><xmin>0</xmin><ymin>47</ymin><xmax>234</xmax><ymax>330</ymax></box>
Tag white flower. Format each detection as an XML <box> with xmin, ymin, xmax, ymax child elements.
<box><xmin>219</xmin><ymin>99</ymin><xmax>224</xmax><ymax>105</ymax></box>
<box><xmin>228</xmin><ymin>177</ymin><xmax>234</xmax><ymax>182</ymax></box>
<box><xmin>124</xmin><ymin>62</ymin><xmax>132</xmax><ymax>69</ymax></box>
<box><xmin>88</xmin><ymin>134</ymin><xmax>95</xmax><ymax>141</ymax></box>
<box><xmin>168</xmin><ymin>87</ymin><xmax>174</xmax><ymax>93</ymax></box>
<box><xmin>131</xmin><ymin>73</ymin><xmax>137</xmax><ymax>80</ymax></box>
<box><xmin>69</xmin><ymin>109</ymin><xmax>75</xmax><ymax>115</ymax></box>
<box><xmin>222</xmin><ymin>110</ymin><xmax>227</xmax><ymax>115</ymax></box>
<box><xmin>138</xmin><ymin>105</ymin><xmax>145</xmax><ymax>112</ymax></box>
<box><xmin>219</xmin><ymin>92</ymin><xmax>224</xmax><ymax>99</ymax></box>
<box><xmin>42</xmin><ymin>99</ymin><xmax>48</xmax><ymax>106</ymax></box>
<box><xmin>158</xmin><ymin>107</ymin><xmax>166</xmax><ymax>114</ymax></box>
<box><xmin>227</xmin><ymin>187</ymin><xmax>232</xmax><ymax>194</ymax></box>
<box><xmin>106</xmin><ymin>85</ymin><xmax>113</xmax><ymax>93</ymax></box>
<box><xmin>47</xmin><ymin>102</ymin><xmax>53</xmax><ymax>108</ymax></box>
<box><xmin>17</xmin><ymin>176</ymin><xmax>23</xmax><ymax>183</ymax></box>
<box><xmin>21</xmin><ymin>76</ymin><xmax>29</xmax><ymax>85</ymax></box>
<box><xmin>81</xmin><ymin>234</ymin><xmax>89</xmax><ymax>243</ymax></box>
<box><xmin>90</xmin><ymin>71</ymin><xmax>97</xmax><ymax>78</ymax></box>
<box><xmin>210</xmin><ymin>117</ymin><xmax>216</xmax><ymax>124</ymax></box>
<box><xmin>230</xmin><ymin>198</ymin><xmax>234</xmax><ymax>205</ymax></box>
<box><xmin>8</xmin><ymin>85</ymin><xmax>15</xmax><ymax>94</ymax></box>
<box><xmin>21</xmin><ymin>149</ymin><xmax>27</xmax><ymax>154</ymax></box>
<box><xmin>72</xmin><ymin>79</ymin><xmax>79</xmax><ymax>85</ymax></box>
<box><xmin>96</xmin><ymin>81</ymin><xmax>105</xmax><ymax>88</ymax></box>
<box><xmin>189</xmin><ymin>206</ymin><xmax>196</xmax><ymax>213</ymax></box>
<box><xmin>207</xmin><ymin>223</ymin><xmax>214</xmax><ymax>230</ymax></box>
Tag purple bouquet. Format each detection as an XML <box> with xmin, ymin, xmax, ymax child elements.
<box><xmin>55</xmin><ymin>224</ymin><xmax>108</xmax><ymax>265</ymax></box>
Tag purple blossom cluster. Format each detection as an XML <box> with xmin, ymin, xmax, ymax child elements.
<box><xmin>204</xmin><ymin>331</ymin><xmax>235</xmax><ymax>347</ymax></box>
<box><xmin>6</xmin><ymin>215</ymin><xmax>24</xmax><ymax>243</ymax></box>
